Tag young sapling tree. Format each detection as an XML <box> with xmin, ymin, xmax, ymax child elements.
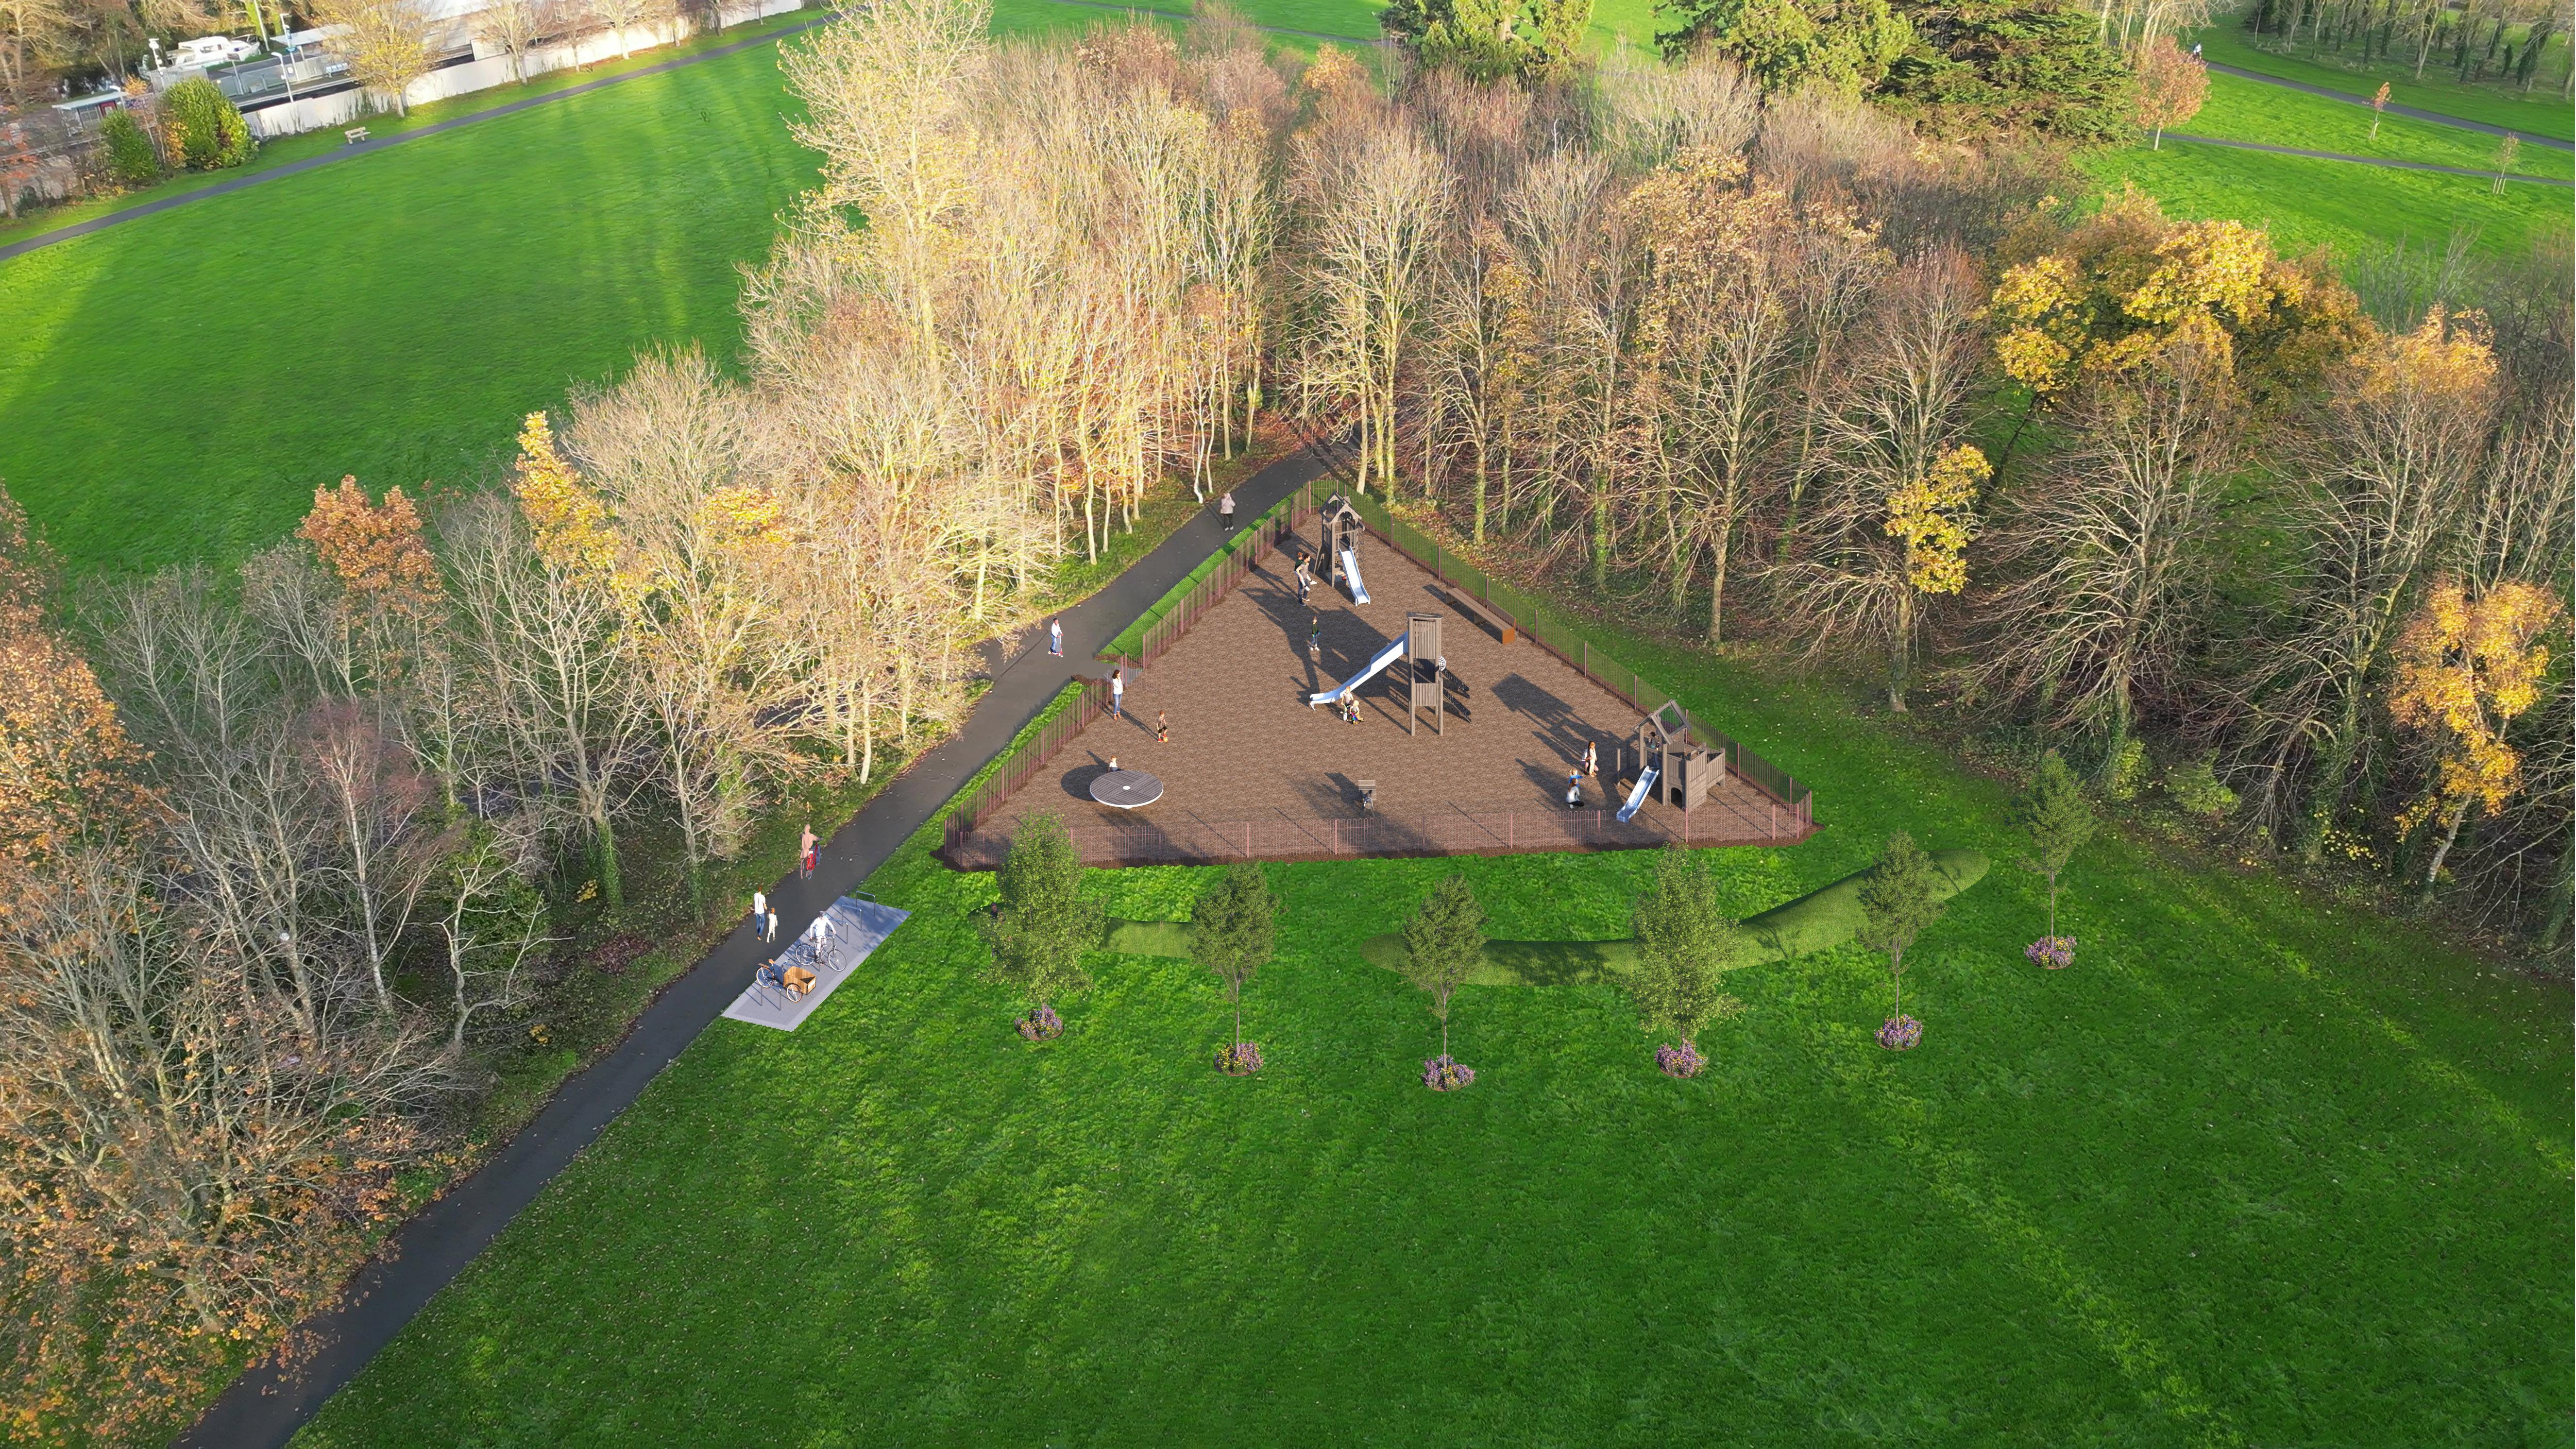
<box><xmin>1401</xmin><ymin>873</ymin><xmax>1486</xmax><ymax>1085</ymax></box>
<box><xmin>2013</xmin><ymin>748</ymin><xmax>2096</xmax><ymax>945</ymax></box>
<box><xmin>978</xmin><ymin>812</ymin><xmax>1101</xmax><ymax>1037</ymax></box>
<box><xmin>1192</xmin><ymin>860</ymin><xmax>1277</xmax><ymax>1072</ymax></box>
<box><xmin>1629</xmin><ymin>847</ymin><xmax>1751</xmax><ymax>1075</ymax></box>
<box><xmin>1858</xmin><ymin>831</ymin><xmax>1950</xmax><ymax>1048</ymax></box>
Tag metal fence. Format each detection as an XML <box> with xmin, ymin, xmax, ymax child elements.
<box><xmin>947</xmin><ymin>798</ymin><xmax>1804</xmax><ymax>870</ymax></box>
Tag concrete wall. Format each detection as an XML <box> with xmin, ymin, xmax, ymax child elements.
<box><xmin>247</xmin><ymin>0</ymin><xmax>805</xmax><ymax>141</ymax></box>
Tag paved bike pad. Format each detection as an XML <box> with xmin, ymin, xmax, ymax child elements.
<box><xmin>721</xmin><ymin>896</ymin><xmax>910</xmax><ymax>1032</ymax></box>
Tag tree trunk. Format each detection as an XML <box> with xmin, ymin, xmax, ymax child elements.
<box><xmin>1888</xmin><ymin>589</ymin><xmax>1914</xmax><ymax>712</ymax></box>
<box><xmin>2419</xmin><ymin>795</ymin><xmax>2471</xmax><ymax>898</ymax></box>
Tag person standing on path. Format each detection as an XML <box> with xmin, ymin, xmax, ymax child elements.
<box><xmin>1110</xmin><ymin>667</ymin><xmax>1125</xmax><ymax>719</ymax></box>
<box><xmin>1048</xmin><ymin>618</ymin><xmax>1063</xmax><ymax>657</ymax></box>
<box><xmin>1295</xmin><ymin>558</ymin><xmax>1312</xmax><ymax>603</ymax></box>
<box><xmin>1308</xmin><ymin>614</ymin><xmax>1322</xmax><ymax>661</ymax></box>
<box><xmin>1219</xmin><ymin>491</ymin><xmax>1236</xmax><ymax>529</ymax></box>
<box><xmin>1583</xmin><ymin>740</ymin><xmax>1598</xmax><ymax>779</ymax></box>
<box><xmin>1155</xmin><ymin>709</ymin><xmax>1170</xmax><ymax>744</ymax></box>
<box><xmin>800</xmin><ymin>825</ymin><xmax>818</xmax><ymax>879</ymax></box>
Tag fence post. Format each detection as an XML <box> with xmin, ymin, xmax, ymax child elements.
<box><xmin>1244</xmin><ymin>823</ymin><xmax>1253</xmax><ymax>858</ymax></box>
<box><xmin>1331</xmin><ymin>817</ymin><xmax>1337</xmax><ymax>855</ymax></box>
<box><xmin>1507</xmin><ymin>810</ymin><xmax>1513</xmax><ymax>850</ymax></box>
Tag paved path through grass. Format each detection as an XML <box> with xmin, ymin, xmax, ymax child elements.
<box><xmin>2205</xmin><ymin>59</ymin><xmax>2576</xmax><ymax>149</ymax></box>
<box><xmin>174</xmin><ymin>441</ymin><xmax>1338</xmax><ymax>1449</ymax></box>
<box><xmin>2164</xmin><ymin>130</ymin><xmax>2576</xmax><ymax>182</ymax></box>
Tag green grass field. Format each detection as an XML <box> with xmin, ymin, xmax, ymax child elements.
<box><xmin>0</xmin><ymin>34</ymin><xmax>818</xmax><ymax>574</ymax></box>
<box><xmin>2188</xmin><ymin>16</ymin><xmax>2574</xmax><ymax>142</ymax></box>
<box><xmin>0</xmin><ymin>1</ymin><xmax>1345</xmax><ymax>578</ymax></box>
<box><xmin>291</xmin><ymin>618</ymin><xmax>2571</xmax><ymax>1446</ymax></box>
<box><xmin>2089</xmin><ymin>70</ymin><xmax>2571</xmax><ymax>258</ymax></box>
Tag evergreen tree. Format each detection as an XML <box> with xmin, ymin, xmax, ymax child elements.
<box><xmin>1629</xmin><ymin>847</ymin><xmax>1751</xmax><ymax>1049</ymax></box>
<box><xmin>978</xmin><ymin>813</ymin><xmax>1103</xmax><ymax>1021</ymax></box>
<box><xmin>1191</xmin><ymin>860</ymin><xmax>1278</xmax><ymax>1052</ymax></box>
<box><xmin>161</xmin><ymin>78</ymin><xmax>257</xmax><ymax>171</ymax></box>
<box><xmin>100</xmin><ymin>110</ymin><xmax>161</xmax><ymax>187</ymax></box>
<box><xmin>2013</xmin><ymin>749</ymin><xmax>2095</xmax><ymax>937</ymax></box>
<box><xmin>1857</xmin><ymin>831</ymin><xmax>1948</xmax><ymax>1021</ymax></box>
<box><xmin>1401</xmin><ymin>873</ymin><xmax>1487</xmax><ymax>1058</ymax></box>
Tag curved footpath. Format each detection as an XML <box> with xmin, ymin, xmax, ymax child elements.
<box><xmin>176</xmin><ymin>441</ymin><xmax>1340</xmax><ymax>1449</ymax></box>
<box><xmin>2205</xmin><ymin>59</ymin><xmax>2575</xmax><ymax>151</ymax></box>
<box><xmin>2163</xmin><ymin>130</ymin><xmax>2576</xmax><ymax>183</ymax></box>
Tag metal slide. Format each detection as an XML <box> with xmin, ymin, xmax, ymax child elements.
<box><xmin>1309</xmin><ymin>632</ymin><xmax>1409</xmax><ymax>706</ymax></box>
<box><xmin>1340</xmin><ymin>549</ymin><xmax>1370</xmax><ymax>605</ymax></box>
<box><xmin>1616</xmin><ymin>767</ymin><xmax>1658</xmax><ymax>824</ymax></box>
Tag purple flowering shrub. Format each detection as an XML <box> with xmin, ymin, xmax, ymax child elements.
<box><xmin>1215</xmin><ymin>1041</ymin><xmax>1264</xmax><ymax>1075</ymax></box>
<box><xmin>1655</xmin><ymin>1043</ymin><xmax>1704</xmax><ymax>1079</ymax></box>
<box><xmin>1421</xmin><ymin>1054</ymin><xmax>1475</xmax><ymax>1091</ymax></box>
<box><xmin>1876</xmin><ymin>1015</ymin><xmax>1923</xmax><ymax>1051</ymax></box>
<box><xmin>1016</xmin><ymin>1005</ymin><xmax>1063</xmax><ymax>1041</ymax></box>
<box><xmin>2025</xmin><ymin>935</ymin><xmax>2076</xmax><ymax>969</ymax></box>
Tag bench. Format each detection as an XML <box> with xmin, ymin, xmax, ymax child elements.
<box><xmin>343</xmin><ymin>126</ymin><xmax>370</xmax><ymax>144</ymax></box>
<box><xmin>1438</xmin><ymin>583</ymin><xmax>1518</xmax><ymax>644</ymax></box>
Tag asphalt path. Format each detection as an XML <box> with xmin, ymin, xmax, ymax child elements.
<box><xmin>2161</xmin><ymin>130</ymin><xmax>2575</xmax><ymax>183</ymax></box>
<box><xmin>0</xmin><ymin>16</ymin><xmax>836</xmax><ymax>267</ymax></box>
<box><xmin>2205</xmin><ymin>59</ymin><xmax>2575</xmax><ymax>151</ymax></box>
<box><xmin>175</xmin><ymin>437</ymin><xmax>1345</xmax><ymax>1449</ymax></box>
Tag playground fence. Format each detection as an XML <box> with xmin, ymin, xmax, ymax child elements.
<box><xmin>945</xmin><ymin>796</ymin><xmax>1805</xmax><ymax>870</ymax></box>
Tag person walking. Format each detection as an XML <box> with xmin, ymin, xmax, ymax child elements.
<box><xmin>800</xmin><ymin>824</ymin><xmax>818</xmax><ymax>879</ymax></box>
<box><xmin>1295</xmin><ymin>558</ymin><xmax>1312</xmax><ymax>603</ymax></box>
<box><xmin>1218</xmin><ymin>491</ymin><xmax>1236</xmax><ymax>529</ymax></box>
<box><xmin>1307</xmin><ymin>614</ymin><xmax>1322</xmax><ymax>661</ymax></box>
<box><xmin>1154</xmin><ymin>709</ymin><xmax>1170</xmax><ymax>744</ymax></box>
<box><xmin>1109</xmin><ymin>667</ymin><xmax>1125</xmax><ymax>720</ymax></box>
<box><xmin>751</xmin><ymin>890</ymin><xmax>770</xmax><ymax>942</ymax></box>
<box><xmin>1582</xmin><ymin>740</ymin><xmax>1598</xmax><ymax>779</ymax></box>
<box><xmin>1047</xmin><ymin>618</ymin><xmax>1063</xmax><ymax>657</ymax></box>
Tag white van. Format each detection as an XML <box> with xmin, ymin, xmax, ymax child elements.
<box><xmin>170</xmin><ymin>36</ymin><xmax>258</xmax><ymax>67</ymax></box>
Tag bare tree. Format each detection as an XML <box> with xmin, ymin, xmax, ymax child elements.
<box><xmin>2236</xmin><ymin>308</ymin><xmax>2501</xmax><ymax>854</ymax></box>
<box><xmin>445</xmin><ymin>493</ymin><xmax>646</xmax><ymax>909</ymax></box>
<box><xmin>312</xmin><ymin>0</ymin><xmax>437</xmax><ymax>115</ymax></box>
<box><xmin>1980</xmin><ymin>332</ymin><xmax>2238</xmax><ymax>772</ymax></box>
<box><xmin>1765</xmin><ymin>250</ymin><xmax>1989</xmax><ymax>711</ymax></box>
<box><xmin>1291</xmin><ymin>105</ymin><xmax>1451</xmax><ymax>493</ymax></box>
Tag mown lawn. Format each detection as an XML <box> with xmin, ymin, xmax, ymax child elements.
<box><xmin>2086</xmin><ymin>133</ymin><xmax>2568</xmax><ymax>258</ymax></box>
<box><xmin>2179</xmin><ymin>69</ymin><xmax>2573</xmax><ymax>178</ymax></box>
<box><xmin>2186</xmin><ymin>17</ymin><xmax>2574</xmax><ymax>142</ymax></box>
<box><xmin>295</xmin><ymin>623</ymin><xmax>2571</xmax><ymax>1446</ymax></box>
<box><xmin>0</xmin><ymin>36</ymin><xmax>818</xmax><ymax>575</ymax></box>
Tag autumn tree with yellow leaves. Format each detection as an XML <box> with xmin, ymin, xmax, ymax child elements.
<box><xmin>2387</xmin><ymin>578</ymin><xmax>2563</xmax><ymax>898</ymax></box>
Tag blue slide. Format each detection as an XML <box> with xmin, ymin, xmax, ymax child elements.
<box><xmin>1341</xmin><ymin>549</ymin><xmax>1370</xmax><ymax>605</ymax></box>
<box><xmin>1310</xmin><ymin>632</ymin><xmax>1409</xmax><ymax>706</ymax></box>
<box><xmin>1616</xmin><ymin>768</ymin><xmax>1658</xmax><ymax>824</ymax></box>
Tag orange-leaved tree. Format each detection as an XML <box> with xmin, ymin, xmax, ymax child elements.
<box><xmin>2132</xmin><ymin>37</ymin><xmax>2207</xmax><ymax>150</ymax></box>
<box><xmin>0</xmin><ymin>482</ymin><xmax>152</xmax><ymax>916</ymax></box>
<box><xmin>2386</xmin><ymin>576</ymin><xmax>2563</xmax><ymax>898</ymax></box>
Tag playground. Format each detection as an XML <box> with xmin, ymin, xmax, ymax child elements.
<box><xmin>946</xmin><ymin>503</ymin><xmax>1815</xmax><ymax>870</ymax></box>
